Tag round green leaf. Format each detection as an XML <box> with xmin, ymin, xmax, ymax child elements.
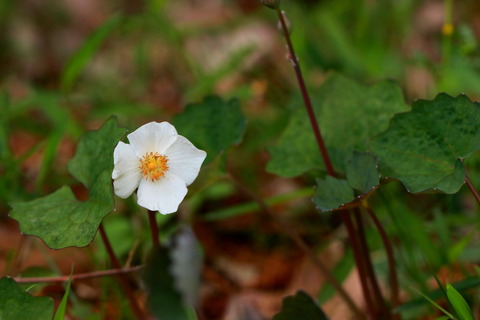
<box><xmin>173</xmin><ymin>96</ymin><xmax>246</xmax><ymax>164</ymax></box>
<box><xmin>312</xmin><ymin>176</ymin><xmax>354</xmax><ymax>212</ymax></box>
<box><xmin>9</xmin><ymin>117</ymin><xmax>126</xmax><ymax>248</ymax></box>
<box><xmin>312</xmin><ymin>152</ymin><xmax>379</xmax><ymax>212</ymax></box>
<box><xmin>0</xmin><ymin>277</ymin><xmax>53</xmax><ymax>320</ymax></box>
<box><xmin>267</xmin><ymin>73</ymin><xmax>408</xmax><ymax>177</ymax></box>
<box><xmin>370</xmin><ymin>93</ymin><xmax>480</xmax><ymax>193</ymax></box>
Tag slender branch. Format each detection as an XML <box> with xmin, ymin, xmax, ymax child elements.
<box><xmin>276</xmin><ymin>8</ymin><xmax>336</xmax><ymax>176</ymax></box>
<box><xmin>13</xmin><ymin>265</ymin><xmax>144</xmax><ymax>284</ymax></box>
<box><xmin>148</xmin><ymin>210</ymin><xmax>161</xmax><ymax>248</ymax></box>
<box><xmin>465</xmin><ymin>174</ymin><xmax>480</xmax><ymax>206</ymax></box>
<box><xmin>229</xmin><ymin>175</ymin><xmax>365</xmax><ymax>319</ymax></box>
<box><xmin>99</xmin><ymin>224</ymin><xmax>145</xmax><ymax>320</ymax></box>
<box><xmin>364</xmin><ymin>205</ymin><xmax>400</xmax><ymax>313</ymax></box>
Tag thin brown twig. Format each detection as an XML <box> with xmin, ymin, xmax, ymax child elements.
<box><xmin>99</xmin><ymin>224</ymin><xmax>145</xmax><ymax>320</ymax></box>
<box><xmin>13</xmin><ymin>265</ymin><xmax>144</xmax><ymax>284</ymax></box>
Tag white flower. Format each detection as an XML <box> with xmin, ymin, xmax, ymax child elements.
<box><xmin>112</xmin><ymin>121</ymin><xmax>206</xmax><ymax>214</ymax></box>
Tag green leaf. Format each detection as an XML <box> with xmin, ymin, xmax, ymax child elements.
<box><xmin>173</xmin><ymin>96</ymin><xmax>246</xmax><ymax>164</ymax></box>
<box><xmin>9</xmin><ymin>117</ymin><xmax>126</xmax><ymax>248</ymax></box>
<box><xmin>267</xmin><ymin>73</ymin><xmax>408</xmax><ymax>177</ymax></box>
<box><xmin>54</xmin><ymin>275</ymin><xmax>72</xmax><ymax>320</ymax></box>
<box><xmin>446</xmin><ymin>283</ymin><xmax>474</xmax><ymax>320</ymax></box>
<box><xmin>142</xmin><ymin>247</ymin><xmax>190</xmax><ymax>320</ymax></box>
<box><xmin>312</xmin><ymin>152</ymin><xmax>379</xmax><ymax>212</ymax></box>
<box><xmin>61</xmin><ymin>15</ymin><xmax>122</xmax><ymax>90</ymax></box>
<box><xmin>370</xmin><ymin>93</ymin><xmax>480</xmax><ymax>193</ymax></box>
<box><xmin>272</xmin><ymin>291</ymin><xmax>329</xmax><ymax>320</ymax></box>
<box><xmin>0</xmin><ymin>277</ymin><xmax>53</xmax><ymax>320</ymax></box>
<box><xmin>312</xmin><ymin>176</ymin><xmax>354</xmax><ymax>212</ymax></box>
<box><xmin>345</xmin><ymin>151</ymin><xmax>379</xmax><ymax>194</ymax></box>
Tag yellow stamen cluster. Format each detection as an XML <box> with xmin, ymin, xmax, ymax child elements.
<box><xmin>139</xmin><ymin>152</ymin><xmax>169</xmax><ymax>181</ymax></box>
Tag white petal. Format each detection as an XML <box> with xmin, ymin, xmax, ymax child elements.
<box><xmin>112</xmin><ymin>141</ymin><xmax>142</xmax><ymax>198</ymax></box>
<box><xmin>137</xmin><ymin>173</ymin><xmax>188</xmax><ymax>214</ymax></box>
<box><xmin>127</xmin><ymin>122</ymin><xmax>178</xmax><ymax>157</ymax></box>
<box><xmin>164</xmin><ymin>135</ymin><xmax>207</xmax><ymax>186</ymax></box>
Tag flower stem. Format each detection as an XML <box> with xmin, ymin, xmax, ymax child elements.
<box><xmin>148</xmin><ymin>210</ymin><xmax>161</xmax><ymax>248</ymax></box>
<box><xmin>14</xmin><ymin>265</ymin><xmax>143</xmax><ymax>283</ymax></box>
<box><xmin>276</xmin><ymin>8</ymin><xmax>336</xmax><ymax>177</ymax></box>
<box><xmin>364</xmin><ymin>205</ymin><xmax>400</xmax><ymax>314</ymax></box>
<box><xmin>465</xmin><ymin>174</ymin><xmax>480</xmax><ymax>206</ymax></box>
<box><xmin>99</xmin><ymin>223</ymin><xmax>145</xmax><ymax>320</ymax></box>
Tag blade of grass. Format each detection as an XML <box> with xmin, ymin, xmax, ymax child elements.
<box><xmin>445</xmin><ymin>283</ymin><xmax>474</xmax><ymax>320</ymax></box>
<box><xmin>409</xmin><ymin>287</ymin><xmax>456</xmax><ymax>319</ymax></box>
<box><xmin>61</xmin><ymin>14</ymin><xmax>122</xmax><ymax>90</ymax></box>
<box><xmin>53</xmin><ymin>273</ymin><xmax>73</xmax><ymax>320</ymax></box>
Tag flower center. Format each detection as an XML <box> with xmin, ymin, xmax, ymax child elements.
<box><xmin>139</xmin><ymin>152</ymin><xmax>169</xmax><ymax>181</ymax></box>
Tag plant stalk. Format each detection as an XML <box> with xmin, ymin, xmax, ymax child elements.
<box><xmin>229</xmin><ymin>174</ymin><xmax>365</xmax><ymax>319</ymax></box>
<box><xmin>275</xmin><ymin>7</ymin><xmax>385</xmax><ymax>318</ymax></box>
<box><xmin>364</xmin><ymin>205</ymin><xmax>400</xmax><ymax>315</ymax></box>
<box><xmin>148</xmin><ymin>210</ymin><xmax>161</xmax><ymax>248</ymax></box>
<box><xmin>354</xmin><ymin>208</ymin><xmax>387</xmax><ymax>318</ymax></box>
<box><xmin>465</xmin><ymin>175</ymin><xmax>480</xmax><ymax>206</ymax></box>
<box><xmin>341</xmin><ymin>210</ymin><xmax>377</xmax><ymax>319</ymax></box>
<box><xmin>276</xmin><ymin>8</ymin><xmax>336</xmax><ymax>176</ymax></box>
<box><xmin>99</xmin><ymin>223</ymin><xmax>145</xmax><ymax>320</ymax></box>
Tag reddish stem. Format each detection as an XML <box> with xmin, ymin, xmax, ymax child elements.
<box><xmin>341</xmin><ymin>210</ymin><xmax>377</xmax><ymax>320</ymax></box>
<box><xmin>148</xmin><ymin>210</ymin><xmax>161</xmax><ymax>248</ymax></box>
<box><xmin>274</xmin><ymin>7</ymin><xmax>388</xmax><ymax>319</ymax></box>
<box><xmin>276</xmin><ymin>9</ymin><xmax>336</xmax><ymax>176</ymax></box>
<box><xmin>465</xmin><ymin>174</ymin><xmax>480</xmax><ymax>206</ymax></box>
<box><xmin>364</xmin><ymin>205</ymin><xmax>400</xmax><ymax>316</ymax></box>
<box><xmin>99</xmin><ymin>224</ymin><xmax>145</xmax><ymax>320</ymax></box>
<box><xmin>354</xmin><ymin>208</ymin><xmax>386</xmax><ymax>318</ymax></box>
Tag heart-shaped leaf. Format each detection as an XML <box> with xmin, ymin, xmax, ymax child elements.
<box><xmin>173</xmin><ymin>96</ymin><xmax>246</xmax><ymax>164</ymax></box>
<box><xmin>370</xmin><ymin>93</ymin><xmax>480</xmax><ymax>193</ymax></box>
<box><xmin>0</xmin><ymin>277</ymin><xmax>53</xmax><ymax>320</ymax></box>
<box><xmin>9</xmin><ymin>117</ymin><xmax>126</xmax><ymax>248</ymax></box>
<box><xmin>267</xmin><ymin>73</ymin><xmax>408</xmax><ymax>177</ymax></box>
